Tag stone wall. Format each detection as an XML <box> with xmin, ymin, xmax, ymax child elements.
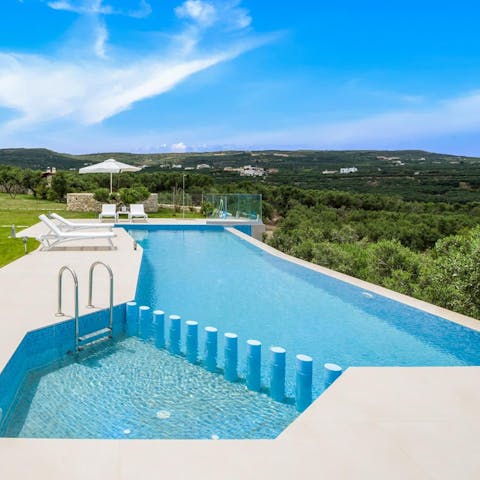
<box><xmin>67</xmin><ymin>193</ymin><xmax>158</xmax><ymax>213</ymax></box>
<box><xmin>143</xmin><ymin>193</ymin><xmax>159</xmax><ymax>213</ymax></box>
<box><xmin>67</xmin><ymin>193</ymin><xmax>102</xmax><ymax>212</ymax></box>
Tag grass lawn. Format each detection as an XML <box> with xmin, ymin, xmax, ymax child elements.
<box><xmin>0</xmin><ymin>237</ymin><xmax>39</xmax><ymax>267</ymax></box>
<box><xmin>0</xmin><ymin>193</ymin><xmax>204</xmax><ymax>268</ymax></box>
<box><xmin>0</xmin><ymin>193</ymin><xmax>75</xmax><ymax>268</ymax></box>
<box><xmin>0</xmin><ymin>193</ymin><xmax>96</xmax><ymax>227</ymax></box>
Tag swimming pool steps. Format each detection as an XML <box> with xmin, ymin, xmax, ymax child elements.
<box><xmin>56</xmin><ymin>262</ymin><xmax>115</xmax><ymax>352</ymax></box>
<box><xmin>77</xmin><ymin>327</ymin><xmax>112</xmax><ymax>350</ymax></box>
<box><xmin>126</xmin><ymin>301</ymin><xmax>343</xmax><ymax>413</ymax></box>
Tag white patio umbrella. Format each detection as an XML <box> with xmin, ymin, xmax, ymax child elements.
<box><xmin>79</xmin><ymin>158</ymin><xmax>141</xmax><ymax>193</ymax></box>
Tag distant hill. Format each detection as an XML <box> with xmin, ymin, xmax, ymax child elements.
<box><xmin>0</xmin><ymin>148</ymin><xmax>168</xmax><ymax>170</ymax></box>
<box><xmin>1</xmin><ymin>147</ymin><xmax>478</xmax><ymax>171</ymax></box>
<box><xmin>0</xmin><ymin>148</ymin><xmax>82</xmax><ymax>170</ymax></box>
<box><xmin>2</xmin><ymin>147</ymin><xmax>479</xmax><ymax>203</ymax></box>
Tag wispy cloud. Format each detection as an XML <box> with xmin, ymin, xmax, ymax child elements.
<box><xmin>215</xmin><ymin>90</ymin><xmax>480</xmax><ymax>150</ymax></box>
<box><xmin>47</xmin><ymin>0</ymin><xmax>112</xmax><ymax>15</ymax></box>
<box><xmin>175</xmin><ymin>1</ymin><xmax>217</xmax><ymax>27</ymax></box>
<box><xmin>175</xmin><ymin>0</ymin><xmax>251</xmax><ymax>30</ymax></box>
<box><xmin>0</xmin><ymin>44</ymin><xmax>263</xmax><ymax>130</ymax></box>
<box><xmin>47</xmin><ymin>0</ymin><xmax>152</xmax><ymax>18</ymax></box>
<box><xmin>312</xmin><ymin>91</ymin><xmax>480</xmax><ymax>147</ymax></box>
<box><xmin>0</xmin><ymin>1</ymin><xmax>272</xmax><ymax>135</ymax></box>
<box><xmin>93</xmin><ymin>20</ymin><xmax>108</xmax><ymax>58</ymax></box>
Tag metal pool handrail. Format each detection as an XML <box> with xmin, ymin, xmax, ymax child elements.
<box><xmin>87</xmin><ymin>261</ymin><xmax>114</xmax><ymax>331</ymax></box>
<box><xmin>56</xmin><ymin>265</ymin><xmax>79</xmax><ymax>350</ymax></box>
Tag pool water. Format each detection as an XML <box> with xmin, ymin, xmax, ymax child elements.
<box><xmin>6</xmin><ymin>337</ymin><xmax>297</xmax><ymax>439</ymax></box>
<box><xmin>4</xmin><ymin>226</ymin><xmax>480</xmax><ymax>439</ymax></box>
<box><xmin>132</xmin><ymin>227</ymin><xmax>480</xmax><ymax>399</ymax></box>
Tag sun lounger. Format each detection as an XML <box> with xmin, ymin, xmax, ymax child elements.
<box><xmin>37</xmin><ymin>214</ymin><xmax>116</xmax><ymax>250</ymax></box>
<box><xmin>49</xmin><ymin>213</ymin><xmax>114</xmax><ymax>231</ymax></box>
<box><xmin>99</xmin><ymin>204</ymin><xmax>118</xmax><ymax>222</ymax></box>
<box><xmin>128</xmin><ymin>204</ymin><xmax>148</xmax><ymax>222</ymax></box>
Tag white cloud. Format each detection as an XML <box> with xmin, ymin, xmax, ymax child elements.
<box><xmin>312</xmin><ymin>92</ymin><xmax>480</xmax><ymax>147</ymax></box>
<box><xmin>175</xmin><ymin>0</ymin><xmax>251</xmax><ymax>30</ymax></box>
<box><xmin>0</xmin><ymin>33</ymin><xmax>271</xmax><ymax>132</ymax></box>
<box><xmin>7</xmin><ymin>89</ymin><xmax>480</xmax><ymax>154</ymax></box>
<box><xmin>175</xmin><ymin>1</ymin><xmax>217</xmax><ymax>27</ymax></box>
<box><xmin>214</xmin><ymin>90</ymin><xmax>480</xmax><ymax>150</ymax></box>
<box><xmin>0</xmin><ymin>0</ymin><xmax>272</xmax><ymax>145</ymax></box>
<box><xmin>93</xmin><ymin>21</ymin><xmax>108</xmax><ymax>58</ymax></box>
<box><xmin>47</xmin><ymin>0</ymin><xmax>151</xmax><ymax>18</ymax></box>
<box><xmin>47</xmin><ymin>0</ymin><xmax>111</xmax><ymax>15</ymax></box>
<box><xmin>171</xmin><ymin>142</ymin><xmax>188</xmax><ymax>152</ymax></box>
<box><xmin>225</xmin><ymin>0</ymin><xmax>251</xmax><ymax>29</ymax></box>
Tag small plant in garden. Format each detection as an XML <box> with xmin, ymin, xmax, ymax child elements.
<box><xmin>201</xmin><ymin>200</ymin><xmax>214</xmax><ymax>217</ymax></box>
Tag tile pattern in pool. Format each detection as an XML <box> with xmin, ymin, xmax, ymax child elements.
<box><xmin>0</xmin><ymin>305</ymin><xmax>126</xmax><ymax>433</ymax></box>
<box><xmin>5</xmin><ymin>337</ymin><xmax>297</xmax><ymax>439</ymax></box>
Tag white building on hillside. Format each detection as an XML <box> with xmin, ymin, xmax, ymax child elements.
<box><xmin>340</xmin><ymin>167</ymin><xmax>358</xmax><ymax>174</ymax></box>
<box><xmin>241</xmin><ymin>165</ymin><xmax>266</xmax><ymax>177</ymax></box>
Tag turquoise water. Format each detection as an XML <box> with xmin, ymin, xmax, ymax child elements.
<box><xmin>5</xmin><ymin>226</ymin><xmax>480</xmax><ymax>439</ymax></box>
<box><xmin>132</xmin><ymin>227</ymin><xmax>480</xmax><ymax>398</ymax></box>
<box><xmin>6</xmin><ymin>337</ymin><xmax>297</xmax><ymax>439</ymax></box>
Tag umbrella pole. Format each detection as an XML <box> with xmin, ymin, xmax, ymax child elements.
<box><xmin>110</xmin><ymin>172</ymin><xmax>113</xmax><ymax>194</ymax></box>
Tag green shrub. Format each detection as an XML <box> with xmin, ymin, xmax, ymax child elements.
<box><xmin>93</xmin><ymin>188</ymin><xmax>110</xmax><ymax>203</ymax></box>
<box><xmin>109</xmin><ymin>192</ymin><xmax>119</xmax><ymax>203</ymax></box>
<box><xmin>118</xmin><ymin>186</ymin><xmax>150</xmax><ymax>205</ymax></box>
<box><xmin>418</xmin><ymin>227</ymin><xmax>480</xmax><ymax>318</ymax></box>
<box><xmin>201</xmin><ymin>201</ymin><xmax>214</xmax><ymax>217</ymax></box>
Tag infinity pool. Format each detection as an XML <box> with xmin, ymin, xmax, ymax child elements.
<box><xmin>4</xmin><ymin>225</ymin><xmax>480</xmax><ymax>438</ymax></box>
<box><xmin>131</xmin><ymin>227</ymin><xmax>480</xmax><ymax>395</ymax></box>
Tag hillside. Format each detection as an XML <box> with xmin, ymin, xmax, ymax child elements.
<box><xmin>1</xmin><ymin>147</ymin><xmax>478</xmax><ymax>171</ymax></box>
<box><xmin>1</xmin><ymin>148</ymin><xmax>479</xmax><ymax>203</ymax></box>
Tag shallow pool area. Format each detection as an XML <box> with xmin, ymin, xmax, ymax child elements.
<box><xmin>5</xmin><ymin>337</ymin><xmax>296</xmax><ymax>439</ymax></box>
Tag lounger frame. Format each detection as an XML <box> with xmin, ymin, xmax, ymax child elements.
<box><xmin>37</xmin><ymin>215</ymin><xmax>116</xmax><ymax>251</ymax></box>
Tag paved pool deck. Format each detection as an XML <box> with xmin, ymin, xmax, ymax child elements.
<box><xmin>0</xmin><ymin>218</ymin><xmax>479</xmax><ymax>479</ymax></box>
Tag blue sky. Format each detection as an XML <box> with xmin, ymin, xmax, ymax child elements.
<box><xmin>1</xmin><ymin>0</ymin><xmax>480</xmax><ymax>155</ymax></box>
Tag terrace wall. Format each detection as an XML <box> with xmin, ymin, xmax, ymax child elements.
<box><xmin>67</xmin><ymin>193</ymin><xmax>159</xmax><ymax>213</ymax></box>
